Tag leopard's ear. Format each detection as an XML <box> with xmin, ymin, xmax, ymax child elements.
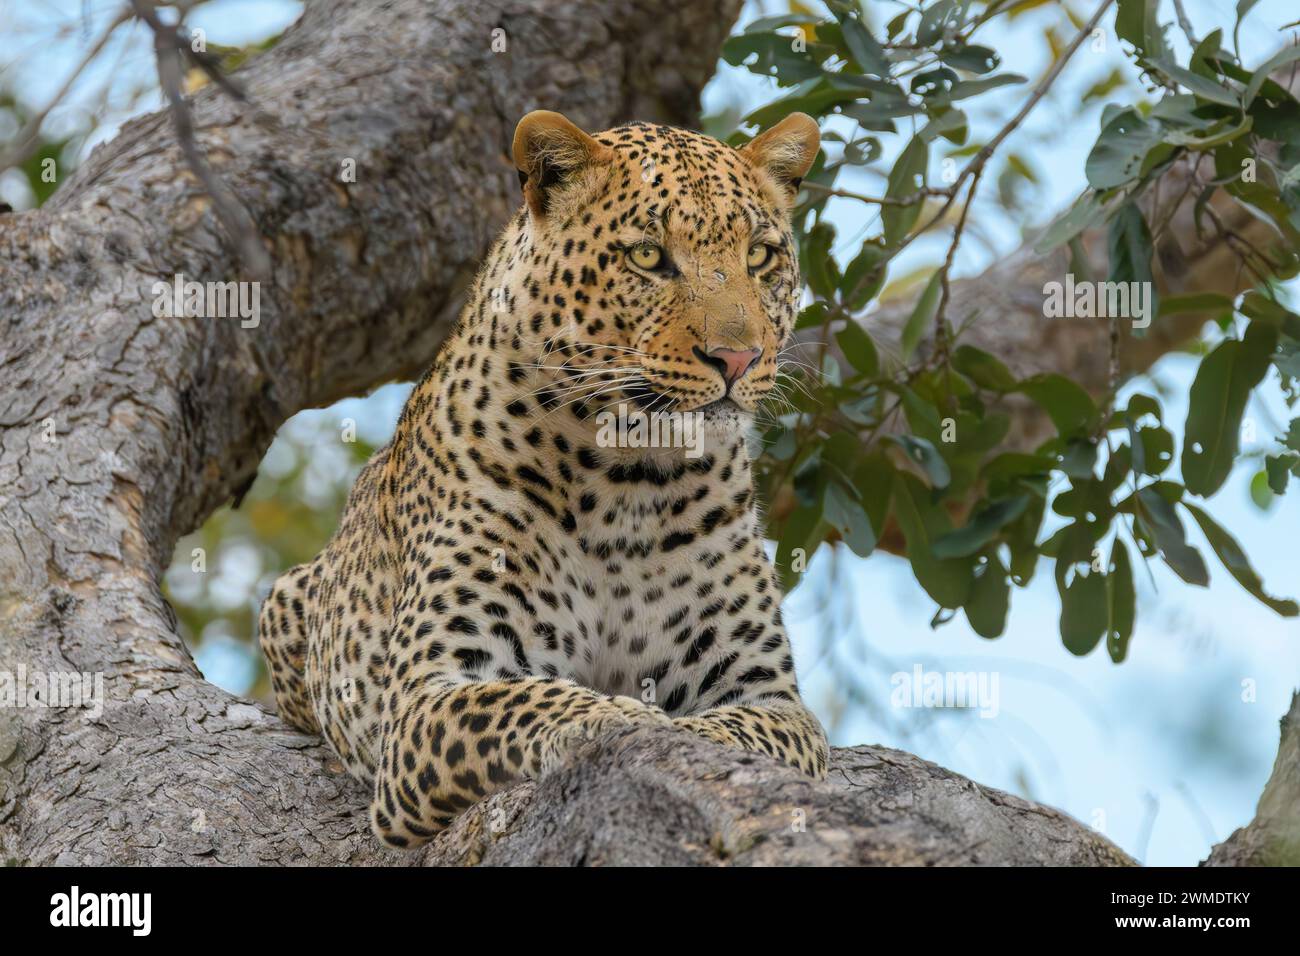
<box><xmin>739</xmin><ymin>112</ymin><xmax>820</xmax><ymax>202</ymax></box>
<box><xmin>512</xmin><ymin>111</ymin><xmax>612</xmax><ymax>219</ymax></box>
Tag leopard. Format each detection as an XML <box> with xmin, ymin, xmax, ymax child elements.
<box><xmin>257</xmin><ymin>109</ymin><xmax>829</xmax><ymax>848</ymax></box>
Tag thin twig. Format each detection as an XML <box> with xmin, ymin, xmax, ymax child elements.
<box><xmin>801</xmin><ymin>181</ymin><xmax>948</xmax><ymax>206</ymax></box>
<box><xmin>0</xmin><ymin>8</ymin><xmax>130</xmax><ymax>173</ymax></box>
<box><xmin>933</xmin><ymin>164</ymin><xmax>983</xmax><ymax>370</ymax></box>
<box><xmin>129</xmin><ymin>0</ymin><xmax>269</xmax><ymax>278</ymax></box>
<box><xmin>1171</xmin><ymin>0</ymin><xmax>1198</xmax><ymax>48</ymax></box>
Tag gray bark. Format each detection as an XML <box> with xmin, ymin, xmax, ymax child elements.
<box><xmin>422</xmin><ymin>728</ymin><xmax>1134</xmax><ymax>866</ymax></box>
<box><xmin>0</xmin><ymin>0</ymin><xmax>1284</xmax><ymax>866</ymax></box>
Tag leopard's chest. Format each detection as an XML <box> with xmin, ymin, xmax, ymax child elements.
<box><xmin>522</xmin><ymin>497</ymin><xmax>771</xmax><ymax>710</ymax></box>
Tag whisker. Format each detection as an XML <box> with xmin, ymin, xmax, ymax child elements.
<box><xmin>528</xmin><ymin>376</ymin><xmax>644</xmax><ymax>424</ymax></box>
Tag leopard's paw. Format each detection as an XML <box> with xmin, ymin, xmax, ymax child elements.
<box><xmin>538</xmin><ymin>696</ymin><xmax>671</xmax><ymax>772</ymax></box>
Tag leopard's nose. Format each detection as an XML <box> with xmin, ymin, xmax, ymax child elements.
<box><xmin>694</xmin><ymin>345</ymin><xmax>763</xmax><ymax>388</ymax></box>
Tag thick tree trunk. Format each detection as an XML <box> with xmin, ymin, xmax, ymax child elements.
<box><xmin>0</xmin><ymin>0</ymin><xmax>1287</xmax><ymax>866</ymax></box>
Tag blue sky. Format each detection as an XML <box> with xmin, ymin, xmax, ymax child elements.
<box><xmin>6</xmin><ymin>0</ymin><xmax>1298</xmax><ymax>865</ymax></box>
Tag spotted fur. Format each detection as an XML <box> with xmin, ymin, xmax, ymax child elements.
<box><xmin>257</xmin><ymin>111</ymin><xmax>829</xmax><ymax>848</ymax></box>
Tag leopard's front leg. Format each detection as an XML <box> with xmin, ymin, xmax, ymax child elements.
<box><xmin>675</xmin><ymin>695</ymin><xmax>829</xmax><ymax>779</ymax></box>
<box><xmin>370</xmin><ymin>676</ymin><xmax>669</xmax><ymax>848</ymax></box>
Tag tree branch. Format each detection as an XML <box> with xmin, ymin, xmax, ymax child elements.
<box><xmin>1204</xmin><ymin>692</ymin><xmax>1300</xmax><ymax>866</ymax></box>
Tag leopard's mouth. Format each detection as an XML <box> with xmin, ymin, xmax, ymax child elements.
<box><xmin>627</xmin><ymin>386</ymin><xmax>742</xmax><ymax>414</ymax></box>
<box><xmin>609</xmin><ymin>374</ymin><xmax>757</xmax><ymax>418</ymax></box>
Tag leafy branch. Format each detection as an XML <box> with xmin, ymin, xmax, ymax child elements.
<box><xmin>723</xmin><ymin>0</ymin><xmax>1300</xmax><ymax>657</ymax></box>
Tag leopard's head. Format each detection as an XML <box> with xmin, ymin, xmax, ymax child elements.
<box><xmin>509</xmin><ymin>111</ymin><xmax>819</xmax><ymax>435</ymax></box>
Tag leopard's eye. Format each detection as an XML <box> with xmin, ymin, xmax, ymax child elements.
<box><xmin>747</xmin><ymin>243</ymin><xmax>774</xmax><ymax>271</ymax></box>
<box><xmin>627</xmin><ymin>243</ymin><xmax>665</xmax><ymax>271</ymax></box>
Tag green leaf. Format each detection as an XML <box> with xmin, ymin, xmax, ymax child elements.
<box><xmin>1034</xmin><ymin>192</ymin><xmax>1104</xmax><ymax>254</ymax></box>
<box><xmin>897</xmin><ymin>383</ymin><xmax>942</xmax><ymax>439</ymax></box>
<box><xmin>842</xmin><ymin>136</ymin><xmax>883</xmax><ymax>165</ymax></box>
<box><xmin>775</xmin><ymin>501</ymin><xmax>823</xmax><ymax>592</ymax></box>
<box><xmin>795</xmin><ymin>301</ymin><xmax>830</xmax><ymax>331</ymax></box>
<box><xmin>743</xmin><ymin>13</ymin><xmax>821</xmax><ymax>34</ymax></box>
<box><xmin>1104</xmin><ymin>443</ymin><xmax>1135</xmax><ymax>490</ymax></box>
<box><xmin>801</xmin><ymin>221</ymin><xmax>839</xmax><ymax>298</ymax></box>
<box><xmin>1148</xmin><ymin>58</ymin><xmax>1240</xmax><ymax>107</ymax></box>
<box><xmin>840</xmin><ymin>240</ymin><xmax>889</xmax><ymax>310</ymax></box>
<box><xmin>1158</xmin><ymin>292</ymin><xmax>1235</xmax><ymax>318</ymax></box>
<box><xmin>1059</xmin><ymin>566</ymin><xmax>1108</xmax><ymax>656</ymax></box>
<box><xmin>1086</xmin><ymin>109</ymin><xmax>1164</xmax><ymax>190</ymax></box>
<box><xmin>744</xmin><ymin>85</ymin><xmax>862</xmax><ymax>127</ymax></box>
<box><xmin>722</xmin><ymin>33</ymin><xmax>826</xmax><ymax>85</ymax></box>
<box><xmin>1132</xmin><ymin>425</ymin><xmax>1174</xmax><ymax>475</ymax></box>
<box><xmin>1185</xmin><ymin>502</ymin><xmax>1299</xmax><ymax>615</ymax></box>
<box><xmin>964</xmin><ymin>552</ymin><xmax>1010</xmax><ymax>639</ymax></box>
<box><xmin>1244</xmin><ymin>45</ymin><xmax>1300</xmax><ymax>107</ymax></box>
<box><xmin>1135</xmin><ymin>486</ymin><xmax>1209</xmax><ymax>585</ymax></box>
<box><xmin>1005</xmin><ymin>494</ymin><xmax>1046</xmax><ymax>586</ymax></box>
<box><xmin>823</xmin><ymin>480</ymin><xmax>877</xmax><ymax>557</ymax></box>
<box><xmin>1059</xmin><ymin>439</ymin><xmax>1100</xmax><ymax>479</ymax></box>
<box><xmin>835</xmin><ymin>321</ymin><xmax>880</xmax><ymax>377</ymax></box>
<box><xmin>837</xmin><ymin>9</ymin><xmax>889</xmax><ymax>76</ymax></box>
<box><xmin>887</xmin><ymin>434</ymin><xmax>951</xmax><ymax>489</ymax></box>
<box><xmin>1017</xmin><ymin>373</ymin><xmax>1096</xmax><ymax>436</ymax></box>
<box><xmin>1182</xmin><ymin>321</ymin><xmax>1278</xmax><ymax>497</ymax></box>
<box><xmin>1239</xmin><ymin>291</ymin><xmax>1300</xmax><ymax>330</ymax></box>
<box><xmin>912</xmin><ymin>67</ymin><xmax>959</xmax><ymax>99</ymax></box>
<box><xmin>841</xmin><ymin>98</ymin><xmax>921</xmax><ymax>131</ymax></box>
<box><xmin>1190</xmin><ymin>29</ymin><xmax>1224</xmax><ymax>75</ymax></box>
<box><xmin>932</xmin><ymin>496</ymin><xmax>1029</xmax><ymax>559</ymax></box>
<box><xmin>942</xmin><ymin>44</ymin><xmax>1000</xmax><ymax>75</ymax></box>
<box><xmin>1162</xmin><ymin>115</ymin><xmax>1253</xmax><ymax>150</ymax></box>
<box><xmin>854</xmin><ymin>453</ymin><xmax>895</xmax><ymax>544</ymax></box>
<box><xmin>952</xmin><ymin>344</ymin><xmax>1017</xmax><ymax>392</ymax></box>
<box><xmin>1126</xmin><ymin>392</ymin><xmax>1163</xmax><ymax>422</ymax></box>
<box><xmin>1265</xmin><ymin>453</ymin><xmax>1297</xmax><ymax>494</ymax></box>
<box><xmin>1250</xmin><ymin>469</ymin><xmax>1274</xmax><ymax>509</ymax></box>
<box><xmin>892</xmin><ymin>472</ymin><xmax>975</xmax><ymax>608</ymax></box>
<box><xmin>1107</xmin><ymin>204</ymin><xmax>1160</xmax><ymax>328</ymax></box>
<box><xmin>918</xmin><ymin>108</ymin><xmax>968</xmax><ymax>145</ymax></box>
<box><xmin>900</xmin><ymin>270</ymin><xmax>942</xmax><ymax>360</ymax></box>
<box><xmin>1116</xmin><ymin>0</ymin><xmax>1171</xmax><ymax>61</ymax></box>
<box><xmin>948</xmin><ymin>74</ymin><xmax>1028</xmax><ymax>100</ymax></box>
<box><xmin>916</xmin><ymin>0</ymin><xmax>958</xmax><ymax>46</ymax></box>
<box><xmin>1052</xmin><ymin>478</ymin><xmax>1114</xmax><ymax>532</ymax></box>
<box><xmin>883</xmin><ymin>136</ymin><xmax>929</xmax><ymax>247</ymax></box>
<box><xmin>1105</xmin><ymin>540</ymin><xmax>1137</xmax><ymax>662</ymax></box>
<box><xmin>1150</xmin><ymin>93</ymin><xmax>1205</xmax><ymax>127</ymax></box>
